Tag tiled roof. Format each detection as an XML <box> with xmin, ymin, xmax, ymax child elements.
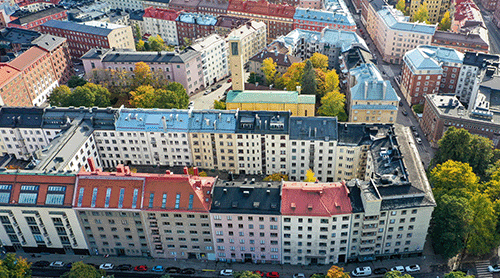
<box><xmin>10</xmin><ymin>7</ymin><xmax>65</xmax><ymax>25</ymax></box>
<box><xmin>143</xmin><ymin>7</ymin><xmax>180</xmax><ymax>20</ymax></box>
<box><xmin>226</xmin><ymin>90</ymin><xmax>316</xmax><ymax>104</ymax></box>
<box><xmin>228</xmin><ymin>0</ymin><xmax>295</xmax><ymax>18</ymax></box>
<box><xmin>197</xmin><ymin>0</ymin><xmax>229</xmax><ymax>9</ymax></box>
<box><xmin>249</xmin><ymin>50</ymin><xmax>301</xmax><ymax>67</ymax></box>
<box><xmin>81</xmin><ymin>48</ymin><xmax>200</xmax><ymax>64</ymax></box>
<box><xmin>281</xmin><ymin>181</ymin><xmax>352</xmax><ymax>216</ymax></box>
<box><xmin>169</xmin><ymin>0</ymin><xmax>201</xmax><ymax>8</ymax></box>
<box><xmin>0</xmin><ymin>64</ymin><xmax>22</xmax><ymax>87</ymax></box>
<box><xmin>9</xmin><ymin>46</ymin><xmax>47</xmax><ymax>70</ymax></box>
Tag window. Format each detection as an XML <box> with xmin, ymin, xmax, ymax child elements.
<box><xmin>105</xmin><ymin>188</ymin><xmax>112</xmax><ymax>208</ymax></box>
<box><xmin>0</xmin><ymin>184</ymin><xmax>12</xmax><ymax>204</ymax></box>
<box><xmin>175</xmin><ymin>194</ymin><xmax>181</xmax><ymax>209</ymax></box>
<box><xmin>162</xmin><ymin>193</ymin><xmax>167</xmax><ymax>209</ymax></box>
<box><xmin>77</xmin><ymin>187</ymin><xmax>84</xmax><ymax>207</ymax></box>
<box><xmin>118</xmin><ymin>188</ymin><xmax>125</xmax><ymax>208</ymax></box>
<box><xmin>188</xmin><ymin>194</ymin><xmax>194</xmax><ymax>210</ymax></box>
<box><xmin>45</xmin><ymin>186</ymin><xmax>66</xmax><ymax>205</ymax></box>
<box><xmin>132</xmin><ymin>189</ymin><xmax>139</xmax><ymax>209</ymax></box>
<box><xmin>149</xmin><ymin>193</ymin><xmax>154</xmax><ymax>208</ymax></box>
<box><xmin>19</xmin><ymin>185</ymin><xmax>39</xmax><ymax>204</ymax></box>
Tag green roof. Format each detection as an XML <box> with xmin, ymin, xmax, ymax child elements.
<box><xmin>226</xmin><ymin>90</ymin><xmax>316</xmax><ymax>104</ymax></box>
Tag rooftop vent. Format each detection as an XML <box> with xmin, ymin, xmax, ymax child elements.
<box><xmin>253</xmin><ymin>202</ymin><xmax>260</xmax><ymax>208</ymax></box>
<box><xmin>232</xmin><ymin>201</ymin><xmax>238</xmax><ymax>207</ymax></box>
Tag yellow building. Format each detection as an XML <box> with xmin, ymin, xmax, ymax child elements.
<box><xmin>226</xmin><ymin>90</ymin><xmax>316</xmax><ymax>116</ymax></box>
<box><xmin>409</xmin><ymin>0</ymin><xmax>450</xmax><ymax>24</ymax></box>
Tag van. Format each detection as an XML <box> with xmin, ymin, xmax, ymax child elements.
<box><xmin>352</xmin><ymin>267</ymin><xmax>372</xmax><ymax>277</ymax></box>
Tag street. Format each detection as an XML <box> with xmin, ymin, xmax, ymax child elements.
<box><xmin>190</xmin><ymin>81</ymin><xmax>231</xmax><ymax>109</ymax></box>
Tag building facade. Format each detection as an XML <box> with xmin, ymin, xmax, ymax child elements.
<box><xmin>8</xmin><ymin>7</ymin><xmax>67</xmax><ymax>30</ymax></box>
<box><xmin>293</xmin><ymin>8</ymin><xmax>356</xmax><ymax>32</ymax></box>
<box><xmin>226</xmin><ymin>21</ymin><xmax>267</xmax><ymax>65</ymax></box>
<box><xmin>188</xmin><ymin>34</ymin><xmax>228</xmax><ymax>88</ymax></box>
<box><xmin>142</xmin><ymin>8</ymin><xmax>180</xmax><ymax>45</ymax></box>
<box><xmin>176</xmin><ymin>13</ymin><xmax>217</xmax><ymax>46</ymax></box>
<box><xmin>431</xmin><ymin>31</ymin><xmax>489</xmax><ymax>54</ymax></box>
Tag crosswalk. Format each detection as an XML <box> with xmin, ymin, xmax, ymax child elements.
<box><xmin>476</xmin><ymin>260</ymin><xmax>493</xmax><ymax>278</ymax></box>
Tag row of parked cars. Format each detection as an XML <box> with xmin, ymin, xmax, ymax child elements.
<box><xmin>32</xmin><ymin>261</ymin><xmax>195</xmax><ymax>274</ymax></box>
<box><xmin>351</xmin><ymin>265</ymin><xmax>420</xmax><ymax>277</ymax></box>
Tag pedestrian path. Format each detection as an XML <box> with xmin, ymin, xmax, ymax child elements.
<box><xmin>475</xmin><ymin>260</ymin><xmax>493</xmax><ymax>278</ymax></box>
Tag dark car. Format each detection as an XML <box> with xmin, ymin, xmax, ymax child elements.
<box><xmin>402</xmin><ymin>110</ymin><xmax>408</xmax><ymax>116</ymax></box>
<box><xmin>181</xmin><ymin>268</ymin><xmax>196</xmax><ymax>274</ymax></box>
<box><xmin>216</xmin><ymin>84</ymin><xmax>222</xmax><ymax>89</ymax></box>
<box><xmin>211</xmin><ymin>87</ymin><xmax>217</xmax><ymax>92</ymax></box>
<box><xmin>399</xmin><ymin>101</ymin><xmax>403</xmax><ymax>107</ymax></box>
<box><xmin>87</xmin><ymin>263</ymin><xmax>99</xmax><ymax>269</ymax></box>
<box><xmin>166</xmin><ymin>267</ymin><xmax>181</xmax><ymax>273</ymax></box>
<box><xmin>65</xmin><ymin>263</ymin><xmax>73</xmax><ymax>269</ymax></box>
<box><xmin>116</xmin><ymin>264</ymin><xmax>132</xmax><ymax>271</ymax></box>
<box><xmin>411</xmin><ymin>126</ymin><xmax>417</xmax><ymax>131</ymax></box>
<box><xmin>373</xmin><ymin>268</ymin><xmax>388</xmax><ymax>275</ymax></box>
<box><xmin>32</xmin><ymin>261</ymin><xmax>50</xmax><ymax>268</ymax></box>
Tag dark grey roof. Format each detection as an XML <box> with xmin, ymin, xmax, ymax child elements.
<box><xmin>289</xmin><ymin>117</ymin><xmax>338</xmax><ymax>141</ymax></box>
<box><xmin>463</xmin><ymin>52</ymin><xmax>500</xmax><ymax>68</ymax></box>
<box><xmin>210</xmin><ymin>180</ymin><xmax>281</xmax><ymax>214</ymax></box>
<box><xmin>235</xmin><ymin>111</ymin><xmax>290</xmax><ymax>134</ymax></box>
<box><xmin>81</xmin><ymin>48</ymin><xmax>199</xmax><ymax>63</ymax></box>
<box><xmin>197</xmin><ymin>0</ymin><xmax>229</xmax><ymax>10</ymax></box>
<box><xmin>0</xmin><ymin>27</ymin><xmax>41</xmax><ymax>45</ymax></box>
<box><xmin>129</xmin><ymin>10</ymin><xmax>145</xmax><ymax>20</ymax></box>
<box><xmin>337</xmin><ymin>123</ymin><xmax>386</xmax><ymax>146</ymax></box>
<box><xmin>42</xmin><ymin>20</ymin><xmax>114</xmax><ymax>36</ymax></box>
<box><xmin>346</xmin><ymin>180</ymin><xmax>364</xmax><ymax>213</ymax></box>
<box><xmin>11</xmin><ymin>7</ymin><xmax>65</xmax><ymax>25</ymax></box>
<box><xmin>31</xmin><ymin>34</ymin><xmax>66</xmax><ymax>52</ymax></box>
<box><xmin>0</xmin><ymin>107</ymin><xmax>44</xmax><ymax>128</ymax></box>
<box><xmin>480</xmin><ymin>76</ymin><xmax>500</xmax><ymax>91</ymax></box>
<box><xmin>42</xmin><ymin>106</ymin><xmax>119</xmax><ymax>130</ymax></box>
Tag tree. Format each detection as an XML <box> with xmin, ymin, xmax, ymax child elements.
<box><xmin>71</xmin><ymin>86</ymin><xmax>96</xmax><ymax>107</ymax></box>
<box><xmin>148</xmin><ymin>35</ymin><xmax>166</xmax><ymax>51</ymax></box>
<box><xmin>324</xmin><ymin>70</ymin><xmax>340</xmax><ymax>94</ymax></box>
<box><xmin>444</xmin><ymin>272</ymin><xmax>474</xmax><ymax>278</ymax></box>
<box><xmin>429</xmin><ymin>160</ymin><xmax>479</xmax><ymax>198</ymax></box>
<box><xmin>412</xmin><ymin>3</ymin><xmax>429</xmax><ymax>23</ymax></box>
<box><xmin>247</xmin><ymin>72</ymin><xmax>263</xmax><ymax>84</ymax></box>
<box><xmin>327</xmin><ymin>265</ymin><xmax>350</xmax><ymax>278</ymax></box>
<box><xmin>439</xmin><ymin>11</ymin><xmax>451</xmax><ymax>31</ymax></box>
<box><xmin>130</xmin><ymin>83</ymin><xmax>189</xmax><ymax>109</ymax></box>
<box><xmin>214</xmin><ymin>100</ymin><xmax>226</xmax><ymax>110</ymax></box>
<box><xmin>282</xmin><ymin>62</ymin><xmax>305</xmax><ymax>91</ymax></box>
<box><xmin>396</xmin><ymin>0</ymin><xmax>406</xmax><ymax>13</ymax></box>
<box><xmin>83</xmin><ymin>83</ymin><xmax>110</xmax><ymax>107</ymax></box>
<box><xmin>311</xmin><ymin>275</ymin><xmax>327</xmax><ymax>278</ymax></box>
<box><xmin>263</xmin><ymin>173</ymin><xmax>289</xmax><ymax>181</ymax></box>
<box><xmin>261</xmin><ymin>57</ymin><xmax>277</xmax><ymax>85</ymax></box>
<box><xmin>234</xmin><ymin>271</ymin><xmax>262</xmax><ymax>278</ymax></box>
<box><xmin>183</xmin><ymin>37</ymin><xmax>192</xmax><ymax>47</ymax></box>
<box><xmin>304</xmin><ymin>169</ymin><xmax>316</xmax><ymax>182</ymax></box>
<box><xmin>160</xmin><ymin>275</ymin><xmax>172</xmax><ymax>278</ymax></box>
<box><xmin>132</xmin><ymin>62</ymin><xmax>154</xmax><ymax>89</ymax></box>
<box><xmin>383</xmin><ymin>271</ymin><xmax>414</xmax><ymax>278</ymax></box>
<box><xmin>49</xmin><ymin>85</ymin><xmax>72</xmax><ymax>107</ymax></box>
<box><xmin>301</xmin><ymin>60</ymin><xmax>317</xmax><ymax>95</ymax></box>
<box><xmin>430</xmin><ymin>194</ymin><xmax>472</xmax><ymax>258</ymax></box>
<box><xmin>466</xmin><ymin>193</ymin><xmax>499</xmax><ymax>256</ymax></box>
<box><xmin>318</xmin><ymin>91</ymin><xmax>347</xmax><ymax>121</ymax></box>
<box><xmin>0</xmin><ymin>253</ymin><xmax>31</xmax><ymax>278</ymax></box>
<box><xmin>136</xmin><ymin>39</ymin><xmax>145</xmax><ymax>51</ymax></box>
<box><xmin>310</xmin><ymin>53</ymin><xmax>329</xmax><ymax>71</ymax></box>
<box><xmin>130</xmin><ymin>85</ymin><xmax>157</xmax><ymax>108</ymax></box>
<box><xmin>68</xmin><ymin>75</ymin><xmax>87</xmax><ymax>88</ymax></box>
<box><xmin>61</xmin><ymin>262</ymin><xmax>105</xmax><ymax>278</ymax></box>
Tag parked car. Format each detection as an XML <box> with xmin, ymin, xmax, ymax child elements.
<box><xmin>405</xmin><ymin>265</ymin><xmax>420</xmax><ymax>272</ymax></box>
<box><xmin>351</xmin><ymin>267</ymin><xmax>372</xmax><ymax>277</ymax></box>
<box><xmin>134</xmin><ymin>265</ymin><xmax>148</xmax><ymax>272</ymax></box>
<box><xmin>65</xmin><ymin>263</ymin><xmax>73</xmax><ymax>269</ymax></box>
<box><xmin>49</xmin><ymin>261</ymin><xmax>65</xmax><ymax>268</ymax></box>
<box><xmin>373</xmin><ymin>268</ymin><xmax>388</xmax><ymax>275</ymax></box>
<box><xmin>402</xmin><ymin>110</ymin><xmax>408</xmax><ymax>116</ymax></box>
<box><xmin>116</xmin><ymin>264</ymin><xmax>132</xmax><ymax>271</ymax></box>
<box><xmin>266</xmin><ymin>272</ymin><xmax>280</xmax><ymax>278</ymax></box>
<box><xmin>399</xmin><ymin>101</ymin><xmax>403</xmax><ymax>107</ymax></box>
<box><xmin>32</xmin><ymin>261</ymin><xmax>50</xmax><ymax>268</ymax></box>
<box><xmin>391</xmin><ymin>266</ymin><xmax>405</xmax><ymax>272</ymax></box>
<box><xmin>166</xmin><ymin>267</ymin><xmax>181</xmax><ymax>273</ymax></box>
<box><xmin>254</xmin><ymin>271</ymin><xmax>265</xmax><ymax>277</ymax></box>
<box><xmin>414</xmin><ymin>132</ymin><xmax>419</xmax><ymax>137</ymax></box>
<box><xmin>203</xmin><ymin>91</ymin><xmax>210</xmax><ymax>95</ymax></box>
<box><xmin>220</xmin><ymin>269</ymin><xmax>233</xmax><ymax>276</ymax></box>
<box><xmin>416</xmin><ymin>138</ymin><xmax>422</xmax><ymax>144</ymax></box>
<box><xmin>227</xmin><ymin>78</ymin><xmax>232</xmax><ymax>83</ymax></box>
<box><xmin>181</xmin><ymin>268</ymin><xmax>196</xmax><ymax>274</ymax></box>
<box><xmin>293</xmin><ymin>273</ymin><xmax>306</xmax><ymax>278</ymax></box>
<box><xmin>152</xmin><ymin>265</ymin><xmax>165</xmax><ymax>272</ymax></box>
<box><xmin>216</xmin><ymin>84</ymin><xmax>222</xmax><ymax>89</ymax></box>
<box><xmin>99</xmin><ymin>263</ymin><xmax>114</xmax><ymax>270</ymax></box>
<box><xmin>411</xmin><ymin>126</ymin><xmax>417</xmax><ymax>131</ymax></box>
<box><xmin>489</xmin><ymin>265</ymin><xmax>500</xmax><ymax>273</ymax></box>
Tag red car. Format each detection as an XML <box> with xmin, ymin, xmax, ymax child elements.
<box><xmin>266</xmin><ymin>272</ymin><xmax>280</xmax><ymax>278</ymax></box>
<box><xmin>134</xmin><ymin>265</ymin><xmax>148</xmax><ymax>272</ymax></box>
<box><xmin>254</xmin><ymin>271</ymin><xmax>265</xmax><ymax>277</ymax></box>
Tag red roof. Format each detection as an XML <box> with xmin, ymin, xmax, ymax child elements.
<box><xmin>0</xmin><ymin>64</ymin><xmax>22</xmax><ymax>87</ymax></box>
<box><xmin>453</xmin><ymin>0</ymin><xmax>481</xmax><ymax>22</ymax></box>
<box><xmin>281</xmin><ymin>181</ymin><xmax>352</xmax><ymax>216</ymax></box>
<box><xmin>15</xmin><ymin>0</ymin><xmax>60</xmax><ymax>6</ymax></box>
<box><xmin>143</xmin><ymin>7</ymin><xmax>181</xmax><ymax>21</ymax></box>
<box><xmin>9</xmin><ymin>46</ymin><xmax>47</xmax><ymax>71</ymax></box>
<box><xmin>228</xmin><ymin>0</ymin><xmax>295</xmax><ymax>18</ymax></box>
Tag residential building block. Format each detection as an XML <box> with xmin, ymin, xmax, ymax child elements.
<box><xmin>188</xmin><ymin>34</ymin><xmax>228</xmax><ymax>88</ymax></box>
<box><xmin>142</xmin><ymin>7</ymin><xmax>180</xmax><ymax>45</ymax></box>
<box><xmin>8</xmin><ymin>7</ymin><xmax>67</xmax><ymax>30</ymax></box>
<box><xmin>176</xmin><ymin>12</ymin><xmax>217</xmax><ymax>46</ymax></box>
<box><xmin>293</xmin><ymin>8</ymin><xmax>355</xmax><ymax>32</ymax></box>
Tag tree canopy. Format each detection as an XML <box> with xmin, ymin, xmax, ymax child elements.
<box><xmin>310</xmin><ymin>53</ymin><xmax>329</xmax><ymax>71</ymax></box>
<box><xmin>439</xmin><ymin>11</ymin><xmax>451</xmax><ymax>31</ymax></box>
<box><xmin>129</xmin><ymin>83</ymin><xmax>189</xmax><ymax>109</ymax></box>
<box><xmin>213</xmin><ymin>100</ymin><xmax>226</xmax><ymax>110</ymax></box>
<box><xmin>383</xmin><ymin>271</ymin><xmax>414</xmax><ymax>278</ymax></box>
<box><xmin>304</xmin><ymin>169</ymin><xmax>316</xmax><ymax>182</ymax></box>
<box><xmin>234</xmin><ymin>271</ymin><xmax>262</xmax><ymax>278</ymax></box>
<box><xmin>318</xmin><ymin>90</ymin><xmax>347</xmax><ymax>121</ymax></box>
<box><xmin>262</xmin><ymin>57</ymin><xmax>277</xmax><ymax>85</ymax></box>
<box><xmin>263</xmin><ymin>173</ymin><xmax>289</xmax><ymax>181</ymax></box>
<box><xmin>327</xmin><ymin>265</ymin><xmax>350</xmax><ymax>278</ymax></box>
<box><xmin>396</xmin><ymin>0</ymin><xmax>406</xmax><ymax>13</ymax></box>
<box><xmin>49</xmin><ymin>83</ymin><xmax>111</xmax><ymax>107</ymax></box>
<box><xmin>248</xmin><ymin>72</ymin><xmax>263</xmax><ymax>85</ymax></box>
<box><xmin>429</xmin><ymin>160</ymin><xmax>479</xmax><ymax>197</ymax></box>
<box><xmin>0</xmin><ymin>253</ymin><xmax>31</xmax><ymax>278</ymax></box>
<box><xmin>61</xmin><ymin>262</ymin><xmax>105</xmax><ymax>278</ymax></box>
<box><xmin>412</xmin><ymin>3</ymin><xmax>429</xmax><ymax>23</ymax></box>
<box><xmin>68</xmin><ymin>75</ymin><xmax>87</xmax><ymax>88</ymax></box>
<box><xmin>301</xmin><ymin>60</ymin><xmax>317</xmax><ymax>95</ymax></box>
<box><xmin>444</xmin><ymin>272</ymin><xmax>474</xmax><ymax>278</ymax></box>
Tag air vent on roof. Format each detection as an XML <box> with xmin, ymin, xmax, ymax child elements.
<box><xmin>268</xmin><ymin>183</ymin><xmax>272</xmax><ymax>187</ymax></box>
<box><xmin>243</xmin><ymin>190</ymin><xmax>250</xmax><ymax>196</ymax></box>
<box><xmin>308</xmin><ymin>204</ymin><xmax>313</xmax><ymax>210</ymax></box>
<box><xmin>232</xmin><ymin>201</ymin><xmax>238</xmax><ymax>207</ymax></box>
<box><xmin>253</xmin><ymin>202</ymin><xmax>260</xmax><ymax>208</ymax></box>
<box><xmin>291</xmin><ymin>203</ymin><xmax>296</xmax><ymax>209</ymax></box>
<box><xmin>223</xmin><ymin>188</ymin><xmax>227</xmax><ymax>193</ymax></box>
<box><xmin>271</xmin><ymin>203</ymin><xmax>277</xmax><ymax>209</ymax></box>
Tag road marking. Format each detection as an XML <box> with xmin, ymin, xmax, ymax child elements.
<box><xmin>475</xmin><ymin>260</ymin><xmax>493</xmax><ymax>278</ymax></box>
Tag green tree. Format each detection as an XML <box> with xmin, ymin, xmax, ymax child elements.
<box><xmin>83</xmin><ymin>83</ymin><xmax>110</xmax><ymax>107</ymax></box>
<box><xmin>70</xmin><ymin>86</ymin><xmax>95</xmax><ymax>107</ymax></box>
<box><xmin>183</xmin><ymin>37</ymin><xmax>192</xmax><ymax>47</ymax></box>
<box><xmin>318</xmin><ymin>91</ymin><xmax>347</xmax><ymax>121</ymax></box>
<box><xmin>136</xmin><ymin>40</ymin><xmax>145</xmax><ymax>51</ymax></box>
<box><xmin>444</xmin><ymin>272</ymin><xmax>474</xmax><ymax>278</ymax></box>
<box><xmin>247</xmin><ymin>72</ymin><xmax>263</xmax><ymax>84</ymax></box>
<box><xmin>412</xmin><ymin>103</ymin><xmax>423</xmax><ymax>114</ymax></box>
<box><xmin>49</xmin><ymin>85</ymin><xmax>72</xmax><ymax>107</ymax></box>
<box><xmin>304</xmin><ymin>169</ymin><xmax>316</xmax><ymax>182</ymax></box>
<box><xmin>430</xmin><ymin>194</ymin><xmax>472</xmax><ymax>258</ymax></box>
<box><xmin>309</xmin><ymin>53</ymin><xmax>329</xmax><ymax>71</ymax></box>
<box><xmin>68</xmin><ymin>75</ymin><xmax>87</xmax><ymax>88</ymax></box>
<box><xmin>429</xmin><ymin>160</ymin><xmax>479</xmax><ymax>197</ymax></box>
<box><xmin>301</xmin><ymin>60</ymin><xmax>317</xmax><ymax>95</ymax></box>
<box><xmin>383</xmin><ymin>271</ymin><xmax>414</xmax><ymax>278</ymax></box>
<box><xmin>439</xmin><ymin>11</ymin><xmax>451</xmax><ymax>31</ymax></box>
<box><xmin>327</xmin><ymin>265</ymin><xmax>350</xmax><ymax>278</ymax></box>
<box><xmin>0</xmin><ymin>253</ymin><xmax>31</xmax><ymax>278</ymax></box>
<box><xmin>61</xmin><ymin>262</ymin><xmax>105</xmax><ymax>278</ymax></box>
<box><xmin>274</xmin><ymin>73</ymin><xmax>286</xmax><ymax>90</ymax></box>
<box><xmin>466</xmin><ymin>193</ymin><xmax>499</xmax><ymax>256</ymax></box>
<box><xmin>234</xmin><ymin>271</ymin><xmax>262</xmax><ymax>278</ymax></box>
<box><xmin>396</xmin><ymin>0</ymin><xmax>406</xmax><ymax>13</ymax></box>
<box><xmin>324</xmin><ymin>70</ymin><xmax>340</xmax><ymax>94</ymax></box>
<box><xmin>148</xmin><ymin>35</ymin><xmax>166</xmax><ymax>51</ymax></box>
<box><xmin>261</xmin><ymin>57</ymin><xmax>277</xmax><ymax>85</ymax></box>
<box><xmin>263</xmin><ymin>173</ymin><xmax>289</xmax><ymax>181</ymax></box>
<box><xmin>214</xmin><ymin>100</ymin><xmax>226</xmax><ymax>110</ymax></box>
<box><xmin>412</xmin><ymin>3</ymin><xmax>429</xmax><ymax>23</ymax></box>
<box><xmin>130</xmin><ymin>83</ymin><xmax>188</xmax><ymax>109</ymax></box>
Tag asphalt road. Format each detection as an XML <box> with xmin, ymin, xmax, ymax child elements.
<box><xmin>484</xmin><ymin>14</ymin><xmax>500</xmax><ymax>55</ymax></box>
<box><xmin>190</xmin><ymin>81</ymin><xmax>231</xmax><ymax>109</ymax></box>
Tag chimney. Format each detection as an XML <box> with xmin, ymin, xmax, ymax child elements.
<box><xmin>87</xmin><ymin>157</ymin><xmax>97</xmax><ymax>172</ymax></box>
<box><xmin>193</xmin><ymin>167</ymin><xmax>199</xmax><ymax>176</ymax></box>
<box><xmin>166</xmin><ymin>170</ymin><xmax>171</xmax><ymax>174</ymax></box>
<box><xmin>364</xmin><ymin>81</ymin><xmax>368</xmax><ymax>99</ymax></box>
<box><xmin>382</xmin><ymin>81</ymin><xmax>387</xmax><ymax>99</ymax></box>
<box><xmin>183</xmin><ymin>166</ymin><xmax>189</xmax><ymax>175</ymax></box>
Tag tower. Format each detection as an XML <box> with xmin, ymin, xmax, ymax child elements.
<box><xmin>229</xmin><ymin>36</ymin><xmax>245</xmax><ymax>91</ymax></box>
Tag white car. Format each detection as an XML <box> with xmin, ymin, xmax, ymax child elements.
<box><xmin>293</xmin><ymin>274</ymin><xmax>306</xmax><ymax>278</ymax></box>
<box><xmin>99</xmin><ymin>263</ymin><xmax>114</xmax><ymax>270</ymax></box>
<box><xmin>49</xmin><ymin>261</ymin><xmax>65</xmax><ymax>268</ymax></box>
<box><xmin>351</xmin><ymin>267</ymin><xmax>372</xmax><ymax>277</ymax></box>
<box><xmin>405</xmin><ymin>265</ymin><xmax>420</xmax><ymax>272</ymax></box>
<box><xmin>220</xmin><ymin>269</ymin><xmax>233</xmax><ymax>276</ymax></box>
<box><xmin>488</xmin><ymin>265</ymin><xmax>500</xmax><ymax>273</ymax></box>
<box><xmin>391</xmin><ymin>266</ymin><xmax>405</xmax><ymax>273</ymax></box>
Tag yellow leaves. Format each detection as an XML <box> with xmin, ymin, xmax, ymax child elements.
<box><xmin>261</xmin><ymin>57</ymin><xmax>277</xmax><ymax>85</ymax></box>
<box><xmin>263</xmin><ymin>173</ymin><xmax>289</xmax><ymax>181</ymax></box>
<box><xmin>310</xmin><ymin>53</ymin><xmax>328</xmax><ymax>71</ymax></box>
<box><xmin>327</xmin><ymin>266</ymin><xmax>350</xmax><ymax>278</ymax></box>
<box><xmin>304</xmin><ymin>169</ymin><xmax>316</xmax><ymax>182</ymax></box>
<box><xmin>282</xmin><ymin>62</ymin><xmax>305</xmax><ymax>91</ymax></box>
<box><xmin>430</xmin><ymin>160</ymin><xmax>479</xmax><ymax>197</ymax></box>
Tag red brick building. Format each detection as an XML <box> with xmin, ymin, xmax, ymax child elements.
<box><xmin>0</xmin><ymin>64</ymin><xmax>31</xmax><ymax>106</ymax></box>
<box><xmin>8</xmin><ymin>7</ymin><xmax>67</xmax><ymax>30</ymax></box>
<box><xmin>227</xmin><ymin>0</ymin><xmax>295</xmax><ymax>41</ymax></box>
<box><xmin>176</xmin><ymin>12</ymin><xmax>217</xmax><ymax>45</ymax></box>
<box><xmin>431</xmin><ymin>31</ymin><xmax>489</xmax><ymax>54</ymax></box>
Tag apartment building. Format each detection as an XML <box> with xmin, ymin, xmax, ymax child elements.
<box><xmin>409</xmin><ymin>0</ymin><xmax>450</xmax><ymax>23</ymax></box>
<box><xmin>81</xmin><ymin>48</ymin><xmax>204</xmax><ymax>94</ymax></box>
<box><xmin>280</xmin><ymin>181</ymin><xmax>352</xmax><ymax>265</ymax></box>
<box><xmin>101</xmin><ymin>0</ymin><xmax>143</xmax><ymax>11</ymax></box>
<box><xmin>348</xmin><ymin>63</ymin><xmax>399</xmax><ymax>123</ymax></box>
<box><xmin>32</xmin><ymin>34</ymin><xmax>72</xmax><ymax>84</ymax></box>
<box><xmin>0</xmin><ymin>27</ymin><xmax>41</xmax><ymax>53</ymax></box>
<box><xmin>431</xmin><ymin>31</ymin><xmax>489</xmax><ymax>54</ymax></box>
<box><xmin>8</xmin><ymin>7</ymin><xmax>67</xmax><ymax>30</ymax></box>
<box><xmin>142</xmin><ymin>8</ymin><xmax>180</xmax><ymax>45</ymax></box>
<box><xmin>75</xmin><ymin>162</ymin><xmax>216</xmax><ymax>259</ymax></box>
<box><xmin>226</xmin><ymin>21</ymin><xmax>267</xmax><ymax>65</ymax></box>
<box><xmin>249</xmin><ymin>43</ymin><xmax>302</xmax><ymax>77</ymax></box>
<box><xmin>169</xmin><ymin>0</ymin><xmax>201</xmax><ymax>13</ymax></box>
<box><xmin>227</xmin><ymin>0</ymin><xmax>295</xmax><ymax>42</ymax></box>
<box><xmin>210</xmin><ymin>180</ymin><xmax>282</xmax><ymax>263</ymax></box>
<box><xmin>361</xmin><ymin>0</ymin><xmax>436</xmax><ymax>64</ymax></box>
<box><xmin>214</xmin><ymin>16</ymin><xmax>250</xmax><ymax>37</ymax></box>
<box><xmin>0</xmin><ymin>170</ymin><xmax>89</xmax><ymax>254</ymax></box>
<box><xmin>188</xmin><ymin>34</ymin><xmax>228</xmax><ymax>88</ymax></box>
<box><xmin>293</xmin><ymin>8</ymin><xmax>356</xmax><ymax>32</ymax></box>
<box><xmin>481</xmin><ymin>0</ymin><xmax>498</xmax><ymax>11</ymax></box>
<box><xmin>40</xmin><ymin>20</ymin><xmax>135</xmax><ymax>59</ymax></box>
<box><xmin>176</xmin><ymin>13</ymin><xmax>217</xmax><ymax>46</ymax></box>
<box><xmin>197</xmin><ymin>0</ymin><xmax>230</xmax><ymax>16</ymax></box>
<box><xmin>0</xmin><ymin>65</ymin><xmax>31</xmax><ymax>107</ymax></box>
